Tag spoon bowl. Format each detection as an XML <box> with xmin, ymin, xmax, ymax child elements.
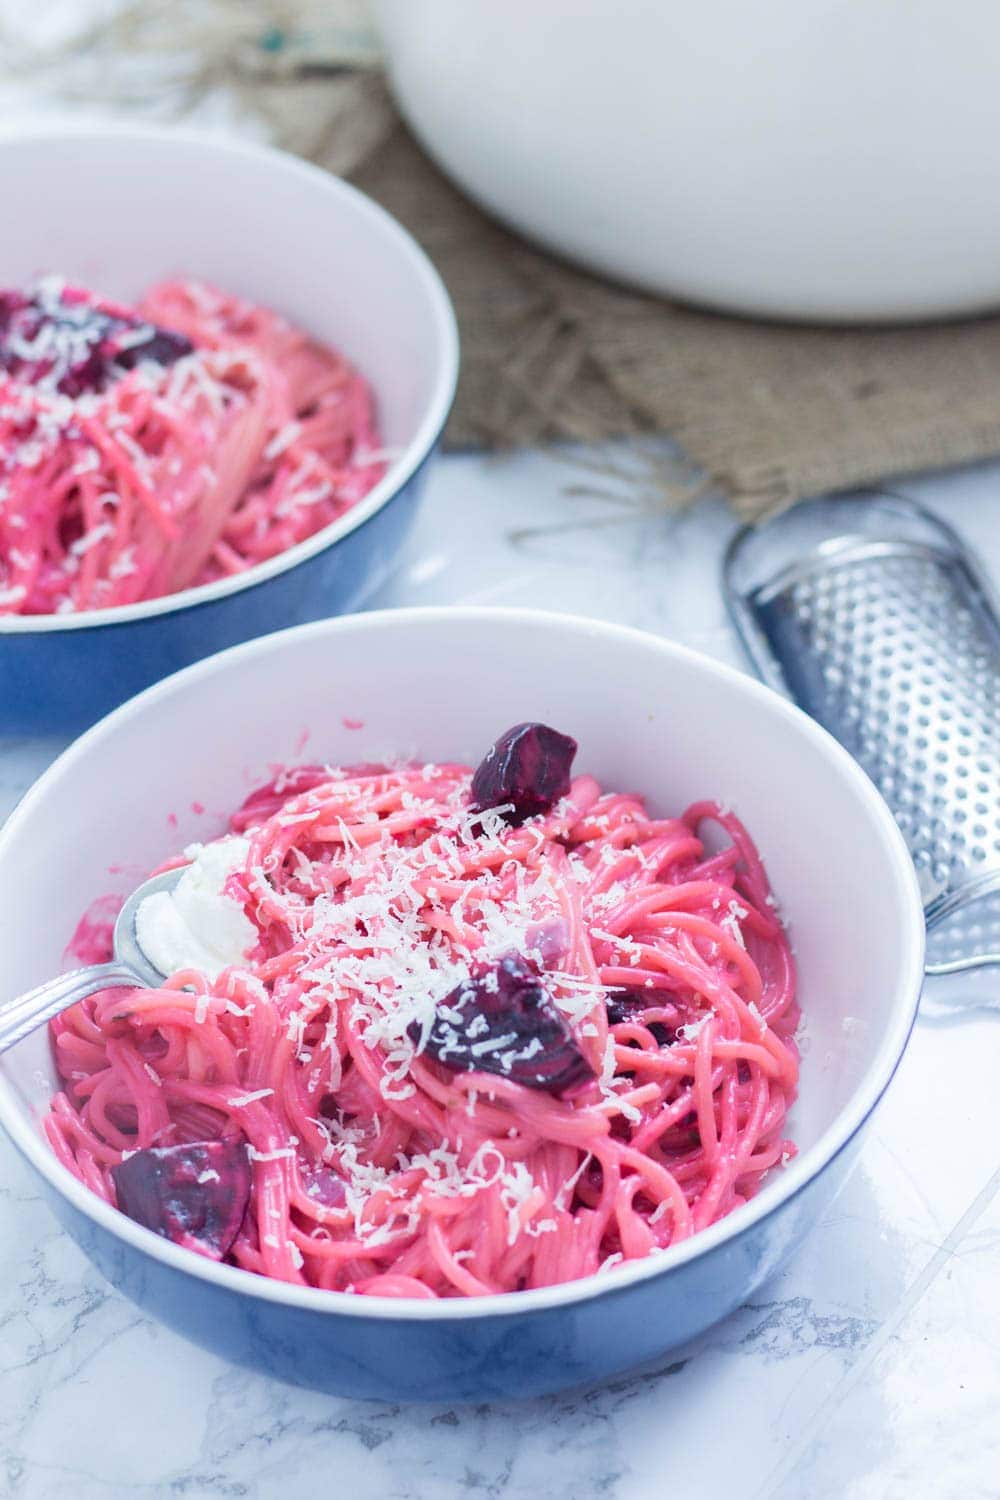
<box><xmin>112</xmin><ymin>868</ymin><xmax>181</xmax><ymax>989</ymax></box>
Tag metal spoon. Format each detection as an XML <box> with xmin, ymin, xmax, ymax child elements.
<box><xmin>0</xmin><ymin>868</ymin><xmax>182</xmax><ymax>1054</ymax></box>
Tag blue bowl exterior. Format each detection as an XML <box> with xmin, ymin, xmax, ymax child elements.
<box><xmin>16</xmin><ymin>1128</ymin><xmax>863</xmax><ymax>1403</ymax></box>
<box><xmin>0</xmin><ymin>452</ymin><xmax>435</xmax><ymax>735</ymax></box>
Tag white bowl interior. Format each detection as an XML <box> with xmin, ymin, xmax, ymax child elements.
<box><xmin>0</xmin><ymin>611</ymin><xmax>924</xmax><ymax>1305</ymax></box>
<box><xmin>0</xmin><ymin>128</ymin><xmax>450</xmax><ymax>503</ymax></box>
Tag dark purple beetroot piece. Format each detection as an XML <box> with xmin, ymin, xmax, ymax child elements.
<box><xmin>470</xmin><ymin>722</ymin><xmax>577</xmax><ymax>825</ymax></box>
<box><xmin>111</xmin><ymin>1139</ymin><xmax>251</xmax><ymax>1261</ymax></box>
<box><xmin>0</xmin><ymin>291</ymin><xmax>27</xmax><ymax>334</ymax></box>
<box><xmin>0</xmin><ymin>283</ymin><xmax>193</xmax><ymax>397</ymax></box>
<box><xmin>410</xmin><ymin>954</ymin><xmax>594</xmax><ymax>1095</ymax></box>
<box><xmin>606</xmin><ymin>987</ymin><xmax>676</xmax><ymax>1047</ymax></box>
<box><xmin>108</xmin><ymin>324</ymin><xmax>194</xmax><ymax>372</ymax></box>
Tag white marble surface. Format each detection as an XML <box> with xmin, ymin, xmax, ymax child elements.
<box><xmin>1</xmin><ymin>445</ymin><xmax>999</xmax><ymax>1499</ymax></box>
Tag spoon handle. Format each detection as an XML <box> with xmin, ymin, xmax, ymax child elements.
<box><xmin>0</xmin><ymin>963</ymin><xmax>140</xmax><ymax>1054</ymax></box>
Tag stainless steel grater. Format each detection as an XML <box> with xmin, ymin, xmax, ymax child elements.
<box><xmin>724</xmin><ymin>493</ymin><xmax>1000</xmax><ymax>989</ymax></box>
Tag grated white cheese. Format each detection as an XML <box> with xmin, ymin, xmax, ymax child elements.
<box><xmin>263</xmin><ymin>420</ymin><xmax>302</xmax><ymax>460</ymax></box>
<box><xmin>68</xmin><ymin>522</ymin><xmax>113</xmax><ymax>557</ymax></box>
<box><xmin>555</xmin><ymin>1151</ymin><xmax>593</xmax><ymax>1212</ymax></box>
<box><xmin>677</xmin><ymin>1014</ymin><xmax>712</xmax><ymax>1042</ymax></box>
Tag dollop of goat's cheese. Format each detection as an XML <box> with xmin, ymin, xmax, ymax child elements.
<box><xmin>136</xmin><ymin>837</ymin><xmax>255</xmax><ymax>980</ymax></box>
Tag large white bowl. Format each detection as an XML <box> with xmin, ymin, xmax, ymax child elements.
<box><xmin>0</xmin><ymin>609</ymin><xmax>925</xmax><ymax>1400</ymax></box>
<box><xmin>377</xmin><ymin>0</ymin><xmax>1000</xmax><ymax>322</ymax></box>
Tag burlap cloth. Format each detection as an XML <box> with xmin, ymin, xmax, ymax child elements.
<box><xmin>292</xmin><ymin>71</ymin><xmax>1000</xmax><ymax>516</ymax></box>
<box><xmin>10</xmin><ymin>3</ymin><xmax>1000</xmax><ymax>517</ymax></box>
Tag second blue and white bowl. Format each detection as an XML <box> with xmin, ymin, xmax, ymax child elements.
<box><xmin>0</xmin><ymin>127</ymin><xmax>458</xmax><ymax>732</ymax></box>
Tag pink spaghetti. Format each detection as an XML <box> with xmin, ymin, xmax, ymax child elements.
<box><xmin>0</xmin><ymin>277</ymin><xmax>383</xmax><ymax>614</ymax></box>
<box><xmin>46</xmin><ymin>724</ymin><xmax>799</xmax><ymax>1299</ymax></box>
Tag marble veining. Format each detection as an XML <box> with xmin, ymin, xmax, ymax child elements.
<box><xmin>1</xmin><ymin>445</ymin><xmax>998</xmax><ymax>1497</ymax></box>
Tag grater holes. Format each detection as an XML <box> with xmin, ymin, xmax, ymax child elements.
<box><xmin>755</xmin><ymin>535</ymin><xmax>997</xmax><ymax>909</ymax></box>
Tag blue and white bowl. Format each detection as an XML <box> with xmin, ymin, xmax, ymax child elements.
<box><xmin>0</xmin><ymin>128</ymin><xmax>458</xmax><ymax>732</ymax></box>
<box><xmin>0</xmin><ymin>608</ymin><xmax>925</xmax><ymax>1402</ymax></box>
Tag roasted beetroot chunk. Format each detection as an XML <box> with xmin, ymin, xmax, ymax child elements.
<box><xmin>470</xmin><ymin>722</ymin><xmax>577</xmax><ymax>825</ymax></box>
<box><xmin>110</xmin><ymin>324</ymin><xmax>193</xmax><ymax>373</ymax></box>
<box><xmin>410</xmin><ymin>955</ymin><xmax>594</xmax><ymax>1096</ymax></box>
<box><xmin>0</xmin><ymin>283</ymin><xmax>193</xmax><ymax>398</ymax></box>
<box><xmin>111</xmin><ymin>1139</ymin><xmax>251</xmax><ymax>1261</ymax></box>
<box><xmin>606</xmin><ymin>987</ymin><xmax>677</xmax><ymax>1047</ymax></box>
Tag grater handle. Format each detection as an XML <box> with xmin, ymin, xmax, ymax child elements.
<box><xmin>925</xmin><ymin>955</ymin><xmax>1000</xmax><ymax>976</ymax></box>
<box><xmin>923</xmin><ymin>872</ymin><xmax>1000</xmax><ymax>977</ymax></box>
